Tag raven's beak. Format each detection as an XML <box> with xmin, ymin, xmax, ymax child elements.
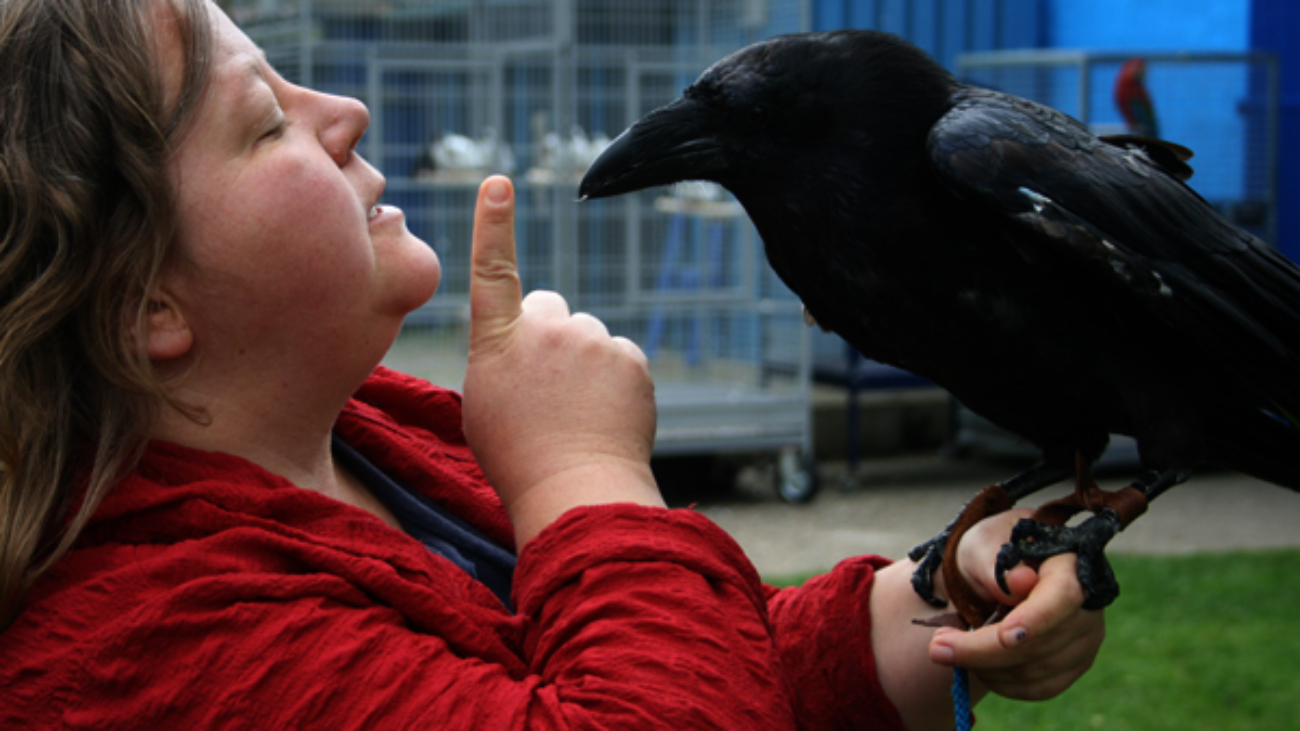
<box><xmin>578</xmin><ymin>96</ymin><xmax>724</xmax><ymax>201</ymax></box>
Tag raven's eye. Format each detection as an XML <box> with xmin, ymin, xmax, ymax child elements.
<box><xmin>684</xmin><ymin>82</ymin><xmax>715</xmax><ymax>103</ymax></box>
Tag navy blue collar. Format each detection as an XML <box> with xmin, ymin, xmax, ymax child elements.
<box><xmin>332</xmin><ymin>434</ymin><xmax>516</xmax><ymax>611</ymax></box>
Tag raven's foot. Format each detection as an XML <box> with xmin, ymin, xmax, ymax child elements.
<box><xmin>993</xmin><ymin>459</ymin><xmax>1160</xmax><ymax>610</ymax></box>
<box><xmin>907</xmin><ymin>530</ymin><xmax>953</xmax><ymax>610</ymax></box>
<box><xmin>995</xmin><ymin>510</ymin><xmax>1124</xmax><ymax>610</ymax></box>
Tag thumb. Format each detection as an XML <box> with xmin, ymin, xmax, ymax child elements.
<box><xmin>469</xmin><ymin>175</ymin><xmax>521</xmax><ymax>354</ymax></box>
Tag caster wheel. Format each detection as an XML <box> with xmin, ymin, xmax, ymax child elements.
<box><xmin>776</xmin><ymin>447</ymin><xmax>820</xmax><ymax>504</ymax></box>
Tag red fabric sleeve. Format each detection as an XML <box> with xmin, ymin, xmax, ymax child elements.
<box><xmin>4</xmin><ymin>504</ymin><xmax>799</xmax><ymax>729</ymax></box>
<box><xmin>765</xmin><ymin>556</ymin><xmax>909</xmax><ymax>731</ymax></box>
<box><xmin>514</xmin><ymin>506</ymin><xmax>796</xmax><ymax>729</ymax></box>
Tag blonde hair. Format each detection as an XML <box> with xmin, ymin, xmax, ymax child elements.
<box><xmin>0</xmin><ymin>0</ymin><xmax>211</xmax><ymax>627</ymax></box>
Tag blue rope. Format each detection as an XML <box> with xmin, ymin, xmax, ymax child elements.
<box><xmin>953</xmin><ymin>667</ymin><xmax>974</xmax><ymax>731</ymax></box>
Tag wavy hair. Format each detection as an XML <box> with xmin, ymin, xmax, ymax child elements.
<box><xmin>0</xmin><ymin>0</ymin><xmax>211</xmax><ymax>627</ymax></box>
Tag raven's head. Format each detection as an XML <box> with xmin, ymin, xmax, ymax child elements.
<box><xmin>578</xmin><ymin>29</ymin><xmax>954</xmax><ymax>204</ymax></box>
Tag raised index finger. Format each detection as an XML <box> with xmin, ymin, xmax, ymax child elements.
<box><xmin>469</xmin><ymin>175</ymin><xmax>522</xmax><ymax>352</ymax></box>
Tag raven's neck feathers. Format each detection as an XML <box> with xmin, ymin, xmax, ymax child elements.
<box><xmin>721</xmin><ymin>32</ymin><xmax>962</xmax><ymax>344</ymax></box>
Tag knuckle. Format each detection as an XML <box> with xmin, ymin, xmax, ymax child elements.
<box><xmin>473</xmin><ymin>259</ymin><xmax>520</xmax><ymax>286</ymax></box>
<box><xmin>571</xmin><ymin>311</ymin><xmax>609</xmax><ymax>334</ymax></box>
<box><xmin>523</xmin><ymin>289</ymin><xmax>565</xmax><ymax>308</ymax></box>
<box><xmin>613</xmin><ymin>336</ymin><xmax>649</xmax><ymax>364</ymax></box>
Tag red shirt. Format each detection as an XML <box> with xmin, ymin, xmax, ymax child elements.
<box><xmin>0</xmin><ymin>367</ymin><xmax>904</xmax><ymax>729</ymax></box>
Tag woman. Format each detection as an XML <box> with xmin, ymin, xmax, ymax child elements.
<box><xmin>0</xmin><ymin>0</ymin><xmax>1103</xmax><ymax>728</ymax></box>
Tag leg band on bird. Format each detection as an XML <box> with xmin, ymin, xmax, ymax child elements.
<box><xmin>994</xmin><ymin>454</ymin><xmax>1178</xmax><ymax>611</ymax></box>
<box><xmin>915</xmin><ymin>453</ymin><xmax>1168</xmax><ymax>628</ymax></box>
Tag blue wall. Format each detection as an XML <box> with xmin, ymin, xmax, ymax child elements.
<box><xmin>1047</xmin><ymin>0</ymin><xmax>1247</xmax><ymax>50</ymax></box>
<box><xmin>813</xmin><ymin>0</ymin><xmax>1045</xmax><ymax>69</ymax></box>
<box><xmin>1251</xmin><ymin>0</ymin><xmax>1300</xmax><ymax>260</ymax></box>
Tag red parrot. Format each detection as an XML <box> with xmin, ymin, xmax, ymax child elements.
<box><xmin>1115</xmin><ymin>57</ymin><xmax>1159</xmax><ymax>138</ymax></box>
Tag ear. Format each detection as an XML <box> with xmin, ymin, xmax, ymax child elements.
<box><xmin>145</xmin><ymin>291</ymin><xmax>193</xmax><ymax>362</ymax></box>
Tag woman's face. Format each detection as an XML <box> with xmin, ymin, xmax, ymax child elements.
<box><xmin>158</xmin><ymin>1</ymin><xmax>441</xmax><ymax>386</ymax></box>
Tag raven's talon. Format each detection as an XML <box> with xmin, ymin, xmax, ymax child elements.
<box><xmin>908</xmin><ymin>533</ymin><xmax>951</xmax><ymax>609</ymax></box>
<box><xmin>993</xmin><ymin>518</ymin><xmax>1052</xmax><ymax>593</ymax></box>
<box><xmin>906</xmin><ymin>534</ymin><xmax>938</xmax><ymax>564</ymax></box>
<box><xmin>994</xmin><ymin>511</ymin><xmax>1124</xmax><ymax>609</ymax></box>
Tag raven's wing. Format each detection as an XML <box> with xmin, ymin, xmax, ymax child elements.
<box><xmin>927</xmin><ymin>87</ymin><xmax>1300</xmax><ymax>417</ymax></box>
<box><xmin>1095</xmin><ymin>134</ymin><xmax>1193</xmax><ymax>181</ymax></box>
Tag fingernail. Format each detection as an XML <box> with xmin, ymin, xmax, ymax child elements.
<box><xmin>1005</xmin><ymin>626</ymin><xmax>1028</xmax><ymax>645</ymax></box>
<box><xmin>931</xmin><ymin>643</ymin><xmax>955</xmax><ymax>665</ymax></box>
<box><xmin>485</xmin><ymin>178</ymin><xmax>510</xmax><ymax>204</ymax></box>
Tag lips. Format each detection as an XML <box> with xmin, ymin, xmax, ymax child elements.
<box><xmin>366</xmin><ymin>203</ymin><xmax>407</xmax><ymax>227</ymax></box>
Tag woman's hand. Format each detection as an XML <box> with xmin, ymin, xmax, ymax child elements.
<box><xmin>873</xmin><ymin>508</ymin><xmax>1106</xmax><ymax>731</ymax></box>
<box><xmin>461</xmin><ymin>176</ymin><xmax>664</xmax><ymax>550</ymax></box>
<box><xmin>933</xmin><ymin>508</ymin><xmax>1106</xmax><ymax>700</ymax></box>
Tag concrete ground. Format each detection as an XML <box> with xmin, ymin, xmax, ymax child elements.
<box><xmin>689</xmin><ymin>451</ymin><xmax>1300</xmax><ymax>578</ymax></box>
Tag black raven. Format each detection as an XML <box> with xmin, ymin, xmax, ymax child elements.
<box><xmin>578</xmin><ymin>29</ymin><xmax>1300</xmax><ymax>627</ymax></box>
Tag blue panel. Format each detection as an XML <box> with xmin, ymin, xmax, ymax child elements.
<box><xmin>1049</xmin><ymin>0</ymin><xmax>1246</xmax><ymax>50</ymax></box>
<box><xmin>879</xmin><ymin>0</ymin><xmax>907</xmax><ymax>34</ymax></box>
<box><xmin>812</xmin><ymin>0</ymin><xmax>843</xmax><ymax>30</ymax></box>
<box><xmin>910</xmin><ymin>0</ymin><xmax>939</xmax><ymax>57</ymax></box>
<box><xmin>1252</xmin><ymin>0</ymin><xmax>1300</xmax><ymax>259</ymax></box>
<box><xmin>850</xmin><ymin>0</ymin><xmax>880</xmax><ymax>29</ymax></box>
<box><xmin>967</xmin><ymin>0</ymin><xmax>998</xmax><ymax>51</ymax></box>
<box><xmin>811</xmin><ymin>0</ymin><xmax>1044</xmax><ymax>65</ymax></box>
<box><xmin>999</xmin><ymin>0</ymin><xmax>1042</xmax><ymax>48</ymax></box>
<box><xmin>936</xmin><ymin>0</ymin><xmax>972</xmax><ymax>71</ymax></box>
<box><xmin>813</xmin><ymin>0</ymin><xmax>878</xmax><ymax>30</ymax></box>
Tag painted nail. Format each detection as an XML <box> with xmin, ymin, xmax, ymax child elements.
<box><xmin>1005</xmin><ymin>626</ymin><xmax>1029</xmax><ymax>645</ymax></box>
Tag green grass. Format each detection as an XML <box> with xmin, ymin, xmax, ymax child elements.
<box><xmin>769</xmin><ymin>549</ymin><xmax>1300</xmax><ymax>730</ymax></box>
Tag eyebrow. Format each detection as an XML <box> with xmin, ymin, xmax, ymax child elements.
<box><xmin>219</xmin><ymin>49</ymin><xmax>280</xmax><ymax>135</ymax></box>
<box><xmin>223</xmin><ymin>49</ymin><xmax>279</xmax><ymax>113</ymax></box>
<box><xmin>243</xmin><ymin>48</ymin><xmax>270</xmax><ymax>79</ymax></box>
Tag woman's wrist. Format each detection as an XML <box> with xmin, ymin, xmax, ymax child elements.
<box><xmin>506</xmin><ymin>460</ymin><xmax>664</xmax><ymax>549</ymax></box>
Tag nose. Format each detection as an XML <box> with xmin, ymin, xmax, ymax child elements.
<box><xmin>313</xmin><ymin>91</ymin><xmax>370</xmax><ymax>167</ymax></box>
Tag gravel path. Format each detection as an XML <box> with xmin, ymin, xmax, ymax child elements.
<box><xmin>690</xmin><ymin>453</ymin><xmax>1300</xmax><ymax>578</ymax></box>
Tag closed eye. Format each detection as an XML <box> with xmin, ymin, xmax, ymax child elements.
<box><xmin>258</xmin><ymin>116</ymin><xmax>290</xmax><ymax>143</ymax></box>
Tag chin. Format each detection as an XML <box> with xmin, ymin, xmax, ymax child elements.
<box><xmin>382</xmin><ymin>236</ymin><xmax>442</xmax><ymax>315</ymax></box>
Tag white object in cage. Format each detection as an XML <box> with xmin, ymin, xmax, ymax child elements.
<box><xmin>414</xmin><ymin>128</ymin><xmax>517</xmax><ymax>183</ymax></box>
